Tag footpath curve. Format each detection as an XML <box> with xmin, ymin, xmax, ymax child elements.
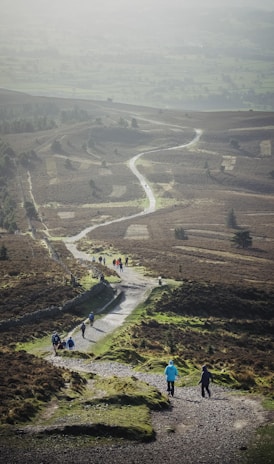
<box><xmin>59</xmin><ymin>265</ymin><xmax>157</xmax><ymax>351</ymax></box>
<box><xmin>55</xmin><ymin>128</ymin><xmax>202</xmax><ymax>350</ymax></box>
<box><xmin>47</xmin><ymin>352</ymin><xmax>265</xmax><ymax>464</ymax></box>
<box><xmin>44</xmin><ymin>127</ymin><xmax>267</xmax><ymax>463</ymax></box>
<box><xmin>45</xmin><ymin>264</ymin><xmax>267</xmax><ymax>464</ymax></box>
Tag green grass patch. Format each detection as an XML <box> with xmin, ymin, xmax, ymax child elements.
<box><xmin>93</xmin><ymin>375</ymin><xmax>168</xmax><ymax>410</ymax></box>
<box><xmin>262</xmin><ymin>398</ymin><xmax>274</xmax><ymax>411</ymax></box>
<box><xmin>16</xmin><ymin>335</ymin><xmax>58</xmax><ymax>357</ymax></box>
<box><xmin>27</xmin><ymin>374</ymin><xmax>168</xmax><ymax>442</ymax></box>
<box><xmin>90</xmin><ymin>281</ymin><xmax>274</xmax><ymax>396</ymax></box>
<box><xmin>15</xmin><ymin>284</ymin><xmax>117</xmax><ymax>356</ymax></box>
<box><xmin>244</xmin><ymin>424</ymin><xmax>274</xmax><ymax>464</ymax></box>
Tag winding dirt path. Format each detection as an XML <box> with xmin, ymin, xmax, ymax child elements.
<box><xmin>27</xmin><ymin>125</ymin><xmax>268</xmax><ymax>462</ymax></box>
<box><xmin>59</xmin><ymin>265</ymin><xmax>157</xmax><ymax>351</ymax></box>
<box><xmin>44</xmin><ymin>260</ymin><xmax>267</xmax><ymax>464</ymax></box>
<box><xmin>46</xmin><ymin>331</ymin><xmax>266</xmax><ymax>464</ymax></box>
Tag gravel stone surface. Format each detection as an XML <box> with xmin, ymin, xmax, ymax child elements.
<box><xmin>1</xmin><ymin>267</ymin><xmax>266</xmax><ymax>464</ymax></box>
<box><xmin>44</xmin><ymin>357</ymin><xmax>266</xmax><ymax>464</ymax></box>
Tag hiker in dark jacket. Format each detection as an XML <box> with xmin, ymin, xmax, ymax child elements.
<box><xmin>199</xmin><ymin>364</ymin><xmax>213</xmax><ymax>398</ymax></box>
<box><xmin>81</xmin><ymin>322</ymin><xmax>86</xmax><ymax>338</ymax></box>
<box><xmin>51</xmin><ymin>332</ymin><xmax>61</xmax><ymax>355</ymax></box>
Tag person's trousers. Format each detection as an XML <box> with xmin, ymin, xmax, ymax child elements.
<box><xmin>167</xmin><ymin>381</ymin><xmax>175</xmax><ymax>396</ymax></box>
<box><xmin>201</xmin><ymin>383</ymin><xmax>211</xmax><ymax>397</ymax></box>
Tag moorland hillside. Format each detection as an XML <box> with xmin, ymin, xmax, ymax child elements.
<box><xmin>1</xmin><ymin>88</ymin><xmax>274</xmax><ymax>321</ymax></box>
<box><xmin>0</xmin><ymin>90</ymin><xmax>273</xmax><ymax>434</ymax></box>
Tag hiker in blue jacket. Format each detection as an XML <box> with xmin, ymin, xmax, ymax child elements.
<box><xmin>164</xmin><ymin>360</ymin><xmax>178</xmax><ymax>397</ymax></box>
<box><xmin>198</xmin><ymin>364</ymin><xmax>213</xmax><ymax>398</ymax></box>
<box><xmin>89</xmin><ymin>312</ymin><xmax>94</xmax><ymax>326</ymax></box>
<box><xmin>67</xmin><ymin>336</ymin><xmax>75</xmax><ymax>350</ymax></box>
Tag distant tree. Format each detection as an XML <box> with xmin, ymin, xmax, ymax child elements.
<box><xmin>51</xmin><ymin>140</ymin><xmax>62</xmax><ymax>153</ymax></box>
<box><xmin>88</xmin><ymin>137</ymin><xmax>96</xmax><ymax>149</ymax></box>
<box><xmin>2</xmin><ymin>145</ymin><xmax>16</xmax><ymax>158</ymax></box>
<box><xmin>7</xmin><ymin>221</ymin><xmax>17</xmax><ymax>233</ymax></box>
<box><xmin>131</xmin><ymin>117</ymin><xmax>138</xmax><ymax>128</ymax></box>
<box><xmin>166</xmin><ymin>329</ymin><xmax>176</xmax><ymax>354</ymax></box>
<box><xmin>230</xmin><ymin>139</ymin><xmax>240</xmax><ymax>150</ymax></box>
<box><xmin>65</xmin><ymin>158</ymin><xmax>73</xmax><ymax>169</ymax></box>
<box><xmin>226</xmin><ymin>208</ymin><xmax>238</xmax><ymax>229</ymax></box>
<box><xmin>89</xmin><ymin>178</ymin><xmax>101</xmax><ymax>197</ymax></box>
<box><xmin>24</xmin><ymin>201</ymin><xmax>38</xmax><ymax>220</ymax></box>
<box><xmin>175</xmin><ymin>227</ymin><xmax>188</xmax><ymax>240</ymax></box>
<box><xmin>231</xmin><ymin>230</ymin><xmax>252</xmax><ymax>249</ymax></box>
<box><xmin>206</xmin><ymin>168</ymin><xmax>211</xmax><ymax>178</ymax></box>
<box><xmin>0</xmin><ymin>244</ymin><xmax>8</xmax><ymax>260</ymax></box>
<box><xmin>118</xmin><ymin>117</ymin><xmax>128</xmax><ymax>128</ymax></box>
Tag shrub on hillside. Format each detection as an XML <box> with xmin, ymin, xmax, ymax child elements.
<box><xmin>154</xmin><ymin>281</ymin><xmax>274</xmax><ymax>320</ymax></box>
<box><xmin>0</xmin><ymin>349</ymin><xmax>66</xmax><ymax>424</ymax></box>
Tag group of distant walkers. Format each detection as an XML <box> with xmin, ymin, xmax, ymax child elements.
<box><xmin>51</xmin><ymin>330</ymin><xmax>213</xmax><ymax>398</ymax></box>
<box><xmin>165</xmin><ymin>360</ymin><xmax>213</xmax><ymax>398</ymax></box>
<box><xmin>80</xmin><ymin>312</ymin><xmax>94</xmax><ymax>337</ymax></box>
<box><xmin>112</xmin><ymin>256</ymin><xmax>128</xmax><ymax>272</ymax></box>
<box><xmin>51</xmin><ymin>332</ymin><xmax>75</xmax><ymax>355</ymax></box>
<box><xmin>51</xmin><ymin>312</ymin><xmax>96</xmax><ymax>354</ymax></box>
<box><xmin>52</xmin><ymin>330</ymin><xmax>212</xmax><ymax>398</ymax></box>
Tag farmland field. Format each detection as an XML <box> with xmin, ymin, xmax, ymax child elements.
<box><xmin>1</xmin><ymin>3</ymin><xmax>274</xmax><ymax>110</ymax></box>
<box><xmin>1</xmin><ymin>90</ymin><xmax>274</xmax><ymax>291</ymax></box>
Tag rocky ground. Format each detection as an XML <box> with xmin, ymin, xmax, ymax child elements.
<box><xmin>0</xmin><ymin>265</ymin><xmax>268</xmax><ymax>464</ymax></box>
<box><xmin>40</xmin><ymin>262</ymin><xmax>267</xmax><ymax>464</ymax></box>
<box><xmin>0</xmin><ymin>356</ymin><xmax>266</xmax><ymax>464</ymax></box>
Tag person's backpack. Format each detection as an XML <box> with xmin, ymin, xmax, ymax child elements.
<box><xmin>68</xmin><ymin>338</ymin><xmax>74</xmax><ymax>348</ymax></box>
<box><xmin>89</xmin><ymin>313</ymin><xmax>94</xmax><ymax>321</ymax></box>
<box><xmin>53</xmin><ymin>334</ymin><xmax>59</xmax><ymax>344</ymax></box>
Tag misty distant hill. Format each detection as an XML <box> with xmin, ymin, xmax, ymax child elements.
<box><xmin>1</xmin><ymin>1</ymin><xmax>274</xmax><ymax>110</ymax></box>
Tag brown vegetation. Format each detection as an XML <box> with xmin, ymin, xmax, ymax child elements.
<box><xmin>0</xmin><ymin>90</ymin><xmax>274</xmax><ymax>429</ymax></box>
<box><xmin>0</xmin><ymin>349</ymin><xmax>66</xmax><ymax>424</ymax></box>
<box><xmin>105</xmin><ymin>282</ymin><xmax>274</xmax><ymax>395</ymax></box>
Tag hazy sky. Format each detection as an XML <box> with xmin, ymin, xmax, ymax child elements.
<box><xmin>1</xmin><ymin>0</ymin><xmax>274</xmax><ymax>107</ymax></box>
<box><xmin>2</xmin><ymin>0</ymin><xmax>273</xmax><ymax>39</ymax></box>
<box><xmin>2</xmin><ymin>0</ymin><xmax>274</xmax><ymax>21</ymax></box>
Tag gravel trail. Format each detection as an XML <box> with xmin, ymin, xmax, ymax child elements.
<box><xmin>55</xmin><ymin>265</ymin><xmax>157</xmax><ymax>351</ymax></box>
<box><xmin>42</xmin><ymin>265</ymin><xmax>267</xmax><ymax>464</ymax></box>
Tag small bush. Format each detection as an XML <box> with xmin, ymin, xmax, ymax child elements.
<box><xmin>174</xmin><ymin>227</ymin><xmax>188</xmax><ymax>240</ymax></box>
<box><xmin>234</xmin><ymin>370</ymin><xmax>256</xmax><ymax>390</ymax></box>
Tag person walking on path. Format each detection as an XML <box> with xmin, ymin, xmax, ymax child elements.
<box><xmin>89</xmin><ymin>312</ymin><xmax>94</xmax><ymax>326</ymax></box>
<box><xmin>164</xmin><ymin>360</ymin><xmax>178</xmax><ymax>397</ymax></box>
<box><xmin>67</xmin><ymin>336</ymin><xmax>75</xmax><ymax>350</ymax></box>
<box><xmin>80</xmin><ymin>322</ymin><xmax>86</xmax><ymax>338</ymax></box>
<box><xmin>51</xmin><ymin>332</ymin><xmax>61</xmax><ymax>355</ymax></box>
<box><xmin>198</xmin><ymin>364</ymin><xmax>213</xmax><ymax>398</ymax></box>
